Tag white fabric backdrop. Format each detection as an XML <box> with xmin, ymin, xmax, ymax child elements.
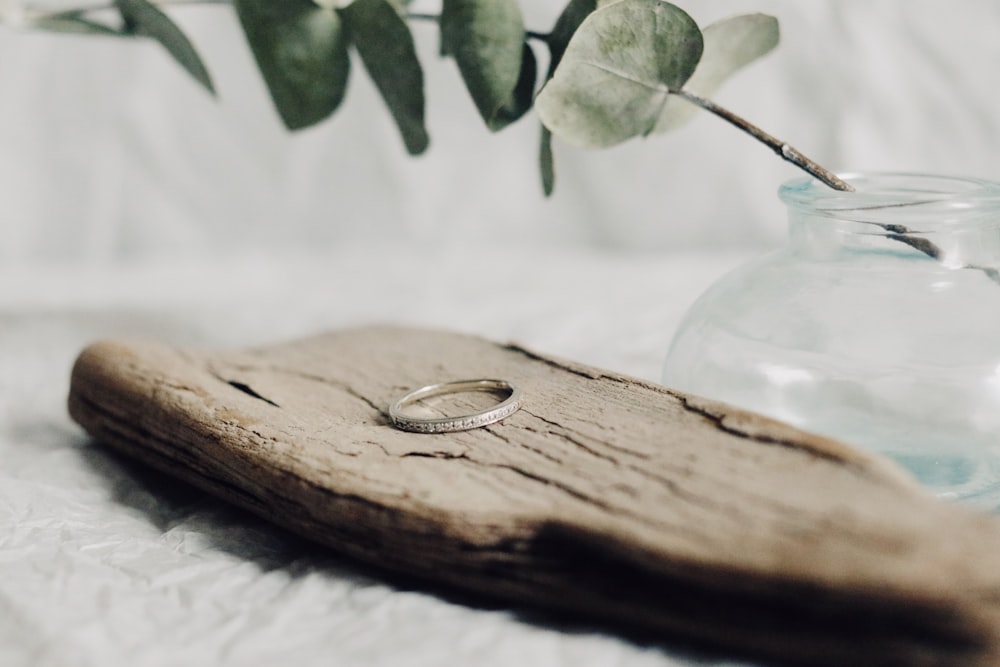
<box><xmin>1</xmin><ymin>0</ymin><xmax>998</xmax><ymax>261</ymax></box>
<box><xmin>2</xmin><ymin>3</ymin><xmax>1000</xmax><ymax>667</ymax></box>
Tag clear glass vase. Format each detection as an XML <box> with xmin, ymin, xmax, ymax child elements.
<box><xmin>663</xmin><ymin>173</ymin><xmax>1000</xmax><ymax>507</ymax></box>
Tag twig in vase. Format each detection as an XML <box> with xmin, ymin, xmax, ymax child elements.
<box><xmin>670</xmin><ymin>88</ymin><xmax>854</xmax><ymax>193</ymax></box>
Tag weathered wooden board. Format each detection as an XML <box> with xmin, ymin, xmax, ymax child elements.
<box><xmin>68</xmin><ymin>326</ymin><xmax>1000</xmax><ymax>666</ymax></box>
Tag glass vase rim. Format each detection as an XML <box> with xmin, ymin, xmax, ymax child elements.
<box><xmin>778</xmin><ymin>171</ymin><xmax>1000</xmax><ymax>226</ymax></box>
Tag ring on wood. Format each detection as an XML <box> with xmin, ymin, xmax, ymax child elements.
<box><xmin>389</xmin><ymin>379</ymin><xmax>522</xmax><ymax>433</ymax></box>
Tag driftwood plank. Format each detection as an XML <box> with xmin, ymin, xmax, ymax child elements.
<box><xmin>68</xmin><ymin>325</ymin><xmax>1000</xmax><ymax>667</ymax></box>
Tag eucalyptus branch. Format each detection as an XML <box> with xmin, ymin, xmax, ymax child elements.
<box><xmin>669</xmin><ymin>88</ymin><xmax>971</xmax><ymax>268</ymax></box>
<box><xmin>668</xmin><ymin>89</ymin><xmax>961</xmax><ymax>262</ymax></box>
<box><xmin>671</xmin><ymin>88</ymin><xmax>854</xmax><ymax>192</ymax></box>
<box><xmin>19</xmin><ymin>0</ymin><xmax>854</xmax><ymax>203</ymax></box>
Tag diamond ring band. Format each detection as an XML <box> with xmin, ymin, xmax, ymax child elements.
<box><xmin>389</xmin><ymin>379</ymin><xmax>522</xmax><ymax>434</ymax></box>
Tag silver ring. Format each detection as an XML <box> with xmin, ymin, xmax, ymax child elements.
<box><xmin>389</xmin><ymin>379</ymin><xmax>522</xmax><ymax>433</ymax></box>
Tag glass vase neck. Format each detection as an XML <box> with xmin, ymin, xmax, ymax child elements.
<box><xmin>778</xmin><ymin>172</ymin><xmax>1000</xmax><ymax>266</ymax></box>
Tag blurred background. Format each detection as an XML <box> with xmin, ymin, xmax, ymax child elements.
<box><xmin>1</xmin><ymin>0</ymin><xmax>998</xmax><ymax>264</ymax></box>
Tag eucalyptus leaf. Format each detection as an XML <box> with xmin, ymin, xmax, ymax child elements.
<box><xmin>535</xmin><ymin>0</ymin><xmax>703</xmax><ymax>149</ymax></box>
<box><xmin>510</xmin><ymin>42</ymin><xmax>537</xmax><ymax>125</ymax></box>
<box><xmin>341</xmin><ymin>0</ymin><xmax>428</xmax><ymax>155</ymax></box>
<box><xmin>539</xmin><ymin>127</ymin><xmax>556</xmax><ymax>196</ymax></box>
<box><xmin>539</xmin><ymin>0</ymin><xmax>600</xmax><ymax>196</ymax></box>
<box><xmin>235</xmin><ymin>0</ymin><xmax>350</xmax><ymax>131</ymax></box>
<box><xmin>31</xmin><ymin>15</ymin><xmax>122</xmax><ymax>36</ymax></box>
<box><xmin>441</xmin><ymin>0</ymin><xmax>533</xmax><ymax>131</ymax></box>
<box><xmin>115</xmin><ymin>0</ymin><xmax>214</xmax><ymax>95</ymax></box>
<box><xmin>547</xmin><ymin>0</ymin><xmax>598</xmax><ymax>75</ymax></box>
<box><xmin>653</xmin><ymin>13</ymin><xmax>779</xmax><ymax>132</ymax></box>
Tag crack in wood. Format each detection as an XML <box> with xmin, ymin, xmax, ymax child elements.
<box><xmin>484</xmin><ymin>462</ymin><xmax>625</xmax><ymax>516</ymax></box>
<box><xmin>502</xmin><ymin>343</ymin><xmax>608</xmax><ymax>381</ymax></box>
<box><xmin>224</xmin><ymin>380</ymin><xmax>281</xmax><ymax>408</ymax></box>
<box><xmin>401</xmin><ymin>451</ymin><xmax>469</xmax><ymax>461</ymax></box>
<box><xmin>676</xmin><ymin>394</ymin><xmax>863</xmax><ymax>467</ymax></box>
<box><xmin>522</xmin><ymin>409</ymin><xmax>651</xmax><ymax>460</ymax></box>
<box><xmin>210</xmin><ymin>361</ymin><xmax>387</xmax><ymax>416</ymax></box>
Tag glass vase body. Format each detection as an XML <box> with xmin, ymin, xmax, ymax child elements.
<box><xmin>663</xmin><ymin>173</ymin><xmax>1000</xmax><ymax>507</ymax></box>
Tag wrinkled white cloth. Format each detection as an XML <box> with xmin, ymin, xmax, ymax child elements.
<box><xmin>0</xmin><ymin>246</ymin><xmax>757</xmax><ymax>667</ymax></box>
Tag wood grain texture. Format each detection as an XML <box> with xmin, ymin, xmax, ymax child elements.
<box><xmin>68</xmin><ymin>325</ymin><xmax>1000</xmax><ymax>667</ymax></box>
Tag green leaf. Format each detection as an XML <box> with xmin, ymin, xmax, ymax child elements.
<box><xmin>535</xmin><ymin>0</ymin><xmax>703</xmax><ymax>149</ymax></box>
<box><xmin>441</xmin><ymin>0</ymin><xmax>534</xmax><ymax>131</ymax></box>
<box><xmin>540</xmin><ymin>127</ymin><xmax>556</xmax><ymax>196</ymax></box>
<box><xmin>511</xmin><ymin>42</ymin><xmax>538</xmax><ymax>124</ymax></box>
<box><xmin>538</xmin><ymin>0</ymin><xmax>601</xmax><ymax>196</ymax></box>
<box><xmin>546</xmin><ymin>0</ymin><xmax>599</xmax><ymax>76</ymax></box>
<box><xmin>653</xmin><ymin>13</ymin><xmax>779</xmax><ymax>133</ymax></box>
<box><xmin>340</xmin><ymin>0</ymin><xmax>428</xmax><ymax>155</ymax></box>
<box><xmin>115</xmin><ymin>0</ymin><xmax>215</xmax><ymax>95</ymax></box>
<box><xmin>30</xmin><ymin>15</ymin><xmax>123</xmax><ymax>36</ymax></box>
<box><xmin>235</xmin><ymin>0</ymin><xmax>350</xmax><ymax>131</ymax></box>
